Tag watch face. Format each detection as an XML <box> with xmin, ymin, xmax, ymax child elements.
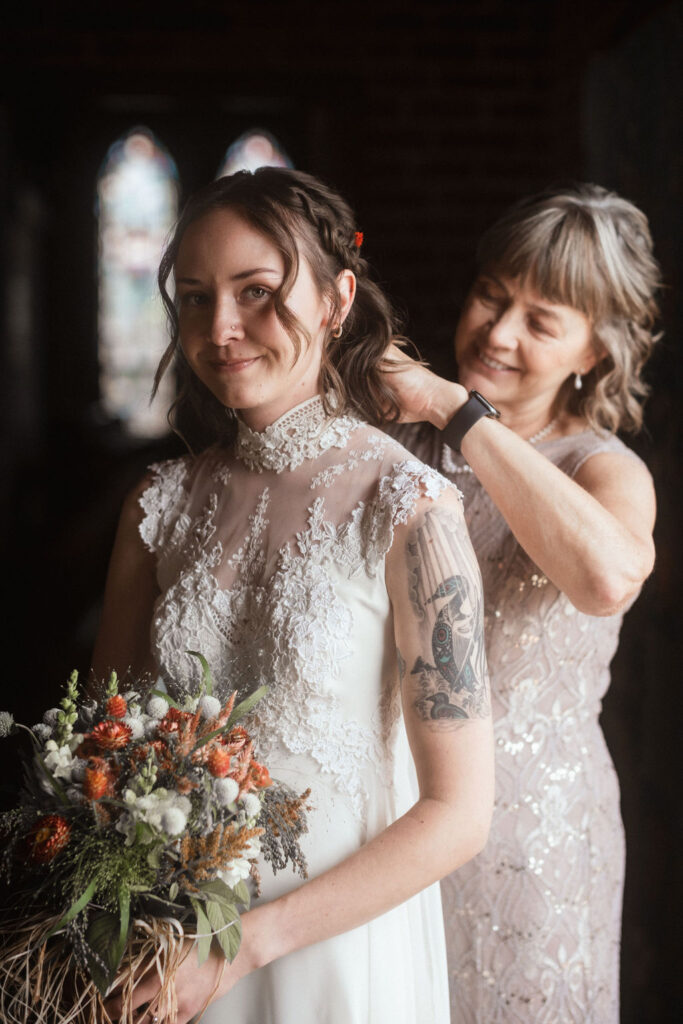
<box><xmin>470</xmin><ymin>390</ymin><xmax>501</xmax><ymax>417</ymax></box>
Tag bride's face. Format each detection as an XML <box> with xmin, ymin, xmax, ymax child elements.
<box><xmin>175</xmin><ymin>207</ymin><xmax>331</xmax><ymax>431</ymax></box>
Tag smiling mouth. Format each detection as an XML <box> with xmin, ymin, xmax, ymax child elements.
<box><xmin>477</xmin><ymin>349</ymin><xmax>517</xmax><ymax>372</ymax></box>
<box><xmin>209</xmin><ymin>356</ymin><xmax>260</xmax><ymax>372</ymax></box>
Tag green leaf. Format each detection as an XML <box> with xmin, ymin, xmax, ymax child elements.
<box><xmin>111</xmin><ymin>887</ymin><xmax>130</xmax><ymax>973</ymax></box>
<box><xmin>187</xmin><ymin>651</ymin><xmax>213</xmax><ymax>697</ymax></box>
<box><xmin>190</xmin><ymin>898</ymin><xmax>213</xmax><ymax>965</ymax></box>
<box><xmin>151</xmin><ymin>688</ymin><xmax>180</xmax><ymax>708</ymax></box>
<box><xmin>232</xmin><ymin>880</ymin><xmax>251</xmax><ymax>909</ymax></box>
<box><xmin>213</xmin><ymin>904</ymin><xmax>242</xmax><ymax>962</ymax></box>
<box><xmin>228</xmin><ymin>685</ymin><xmax>269</xmax><ymax>728</ymax></box>
<box><xmin>198</xmin><ymin>878</ymin><xmax>240</xmax><ymax>907</ymax></box>
<box><xmin>168</xmin><ymin>881</ymin><xmax>179</xmax><ymax>901</ymax></box>
<box><xmin>84</xmin><ymin>910</ymin><xmax>122</xmax><ymax>996</ymax></box>
<box><xmin>44</xmin><ymin>877</ymin><xmax>98</xmax><ymax>939</ymax></box>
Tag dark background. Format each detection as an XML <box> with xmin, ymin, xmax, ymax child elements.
<box><xmin>0</xmin><ymin>2</ymin><xmax>680</xmax><ymax>1020</ymax></box>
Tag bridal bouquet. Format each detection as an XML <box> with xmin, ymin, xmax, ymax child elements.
<box><xmin>0</xmin><ymin>654</ymin><xmax>309</xmax><ymax>1024</ymax></box>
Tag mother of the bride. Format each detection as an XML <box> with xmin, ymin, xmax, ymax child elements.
<box><xmin>387</xmin><ymin>184</ymin><xmax>660</xmax><ymax>1023</ymax></box>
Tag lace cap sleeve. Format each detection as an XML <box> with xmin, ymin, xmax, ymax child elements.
<box><xmin>138</xmin><ymin>457</ymin><xmax>192</xmax><ymax>554</ymax></box>
<box><xmin>379</xmin><ymin>459</ymin><xmax>459</xmax><ymax>527</ymax></box>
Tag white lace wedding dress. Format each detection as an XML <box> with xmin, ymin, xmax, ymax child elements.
<box><xmin>138</xmin><ymin>395</ymin><xmax>455</xmax><ymax>1023</ymax></box>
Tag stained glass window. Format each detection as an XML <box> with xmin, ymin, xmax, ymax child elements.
<box><xmin>97</xmin><ymin>128</ymin><xmax>179</xmax><ymax>437</ymax></box>
<box><xmin>217</xmin><ymin>129</ymin><xmax>293</xmax><ymax>178</ymax></box>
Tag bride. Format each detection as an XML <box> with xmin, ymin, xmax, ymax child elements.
<box><xmin>93</xmin><ymin>167</ymin><xmax>494</xmax><ymax>1024</ymax></box>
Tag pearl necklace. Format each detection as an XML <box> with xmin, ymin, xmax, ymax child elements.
<box><xmin>446</xmin><ymin>417</ymin><xmax>559</xmax><ymax>474</ymax></box>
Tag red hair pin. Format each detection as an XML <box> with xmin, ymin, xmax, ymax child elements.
<box><xmin>354</xmin><ymin>231</ymin><xmax>364</xmax><ymax>249</ymax></box>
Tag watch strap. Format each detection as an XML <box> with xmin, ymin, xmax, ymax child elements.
<box><xmin>441</xmin><ymin>390</ymin><xmax>500</xmax><ymax>452</ymax></box>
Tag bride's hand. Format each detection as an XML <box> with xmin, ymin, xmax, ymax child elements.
<box><xmin>104</xmin><ymin>915</ymin><xmax>260</xmax><ymax>1024</ymax></box>
<box><xmin>381</xmin><ymin>344</ymin><xmax>468</xmax><ymax>428</ymax></box>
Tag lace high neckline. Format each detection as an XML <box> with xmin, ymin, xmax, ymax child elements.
<box><xmin>235</xmin><ymin>393</ymin><xmax>361</xmax><ymax>473</ymax></box>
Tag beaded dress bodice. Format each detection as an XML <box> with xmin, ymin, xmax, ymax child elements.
<box><xmin>390</xmin><ymin>422</ymin><xmax>646</xmax><ymax>1024</ymax></box>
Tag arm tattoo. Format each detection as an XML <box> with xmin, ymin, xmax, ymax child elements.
<box><xmin>406</xmin><ymin>504</ymin><xmax>489</xmax><ymax>725</ymax></box>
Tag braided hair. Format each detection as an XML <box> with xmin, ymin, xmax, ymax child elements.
<box><xmin>155</xmin><ymin>167</ymin><xmax>403</xmax><ymax>450</ymax></box>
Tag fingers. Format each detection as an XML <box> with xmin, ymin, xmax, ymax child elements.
<box><xmin>104</xmin><ymin>972</ymin><xmax>162</xmax><ymax>1022</ymax></box>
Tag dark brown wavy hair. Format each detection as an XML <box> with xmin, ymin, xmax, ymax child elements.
<box><xmin>154</xmin><ymin>167</ymin><xmax>404</xmax><ymax>449</ymax></box>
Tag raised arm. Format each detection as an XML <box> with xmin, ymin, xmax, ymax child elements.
<box><xmin>384</xmin><ymin>348</ymin><xmax>656</xmax><ymax>616</ymax></box>
<box><xmin>107</xmin><ymin>489</ymin><xmax>494</xmax><ymax>1024</ymax></box>
<box><xmin>91</xmin><ymin>477</ymin><xmax>160</xmax><ymax>683</ymax></box>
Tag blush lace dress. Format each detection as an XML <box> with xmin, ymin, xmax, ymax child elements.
<box><xmin>391</xmin><ymin>422</ymin><xmax>647</xmax><ymax>1024</ymax></box>
<box><xmin>138</xmin><ymin>396</ymin><xmax>458</xmax><ymax>1024</ymax></box>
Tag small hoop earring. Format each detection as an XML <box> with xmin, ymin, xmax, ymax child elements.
<box><xmin>574</xmin><ymin>373</ymin><xmax>583</xmax><ymax>390</ymax></box>
<box><xmin>331</xmin><ymin>324</ymin><xmax>343</xmax><ymax>339</ymax></box>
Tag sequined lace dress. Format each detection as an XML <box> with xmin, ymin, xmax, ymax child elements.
<box><xmin>391</xmin><ymin>423</ymin><xmax>645</xmax><ymax>1024</ymax></box>
<box><xmin>138</xmin><ymin>396</ymin><xmax>457</xmax><ymax>1024</ymax></box>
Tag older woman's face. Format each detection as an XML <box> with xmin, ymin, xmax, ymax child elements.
<box><xmin>454</xmin><ymin>273</ymin><xmax>598</xmax><ymax>417</ymax></box>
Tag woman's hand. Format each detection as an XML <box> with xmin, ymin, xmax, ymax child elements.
<box><xmin>382</xmin><ymin>344</ymin><xmax>468</xmax><ymax>429</ymax></box>
<box><xmin>104</xmin><ymin>909</ymin><xmax>264</xmax><ymax>1024</ymax></box>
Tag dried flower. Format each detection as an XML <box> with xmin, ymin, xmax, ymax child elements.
<box><xmin>354</xmin><ymin>231</ymin><xmax>364</xmax><ymax>248</ymax></box>
<box><xmin>249</xmin><ymin>761</ymin><xmax>272</xmax><ymax>789</ymax></box>
<box><xmin>106</xmin><ymin>695</ymin><xmax>128</xmax><ymax>719</ymax></box>
<box><xmin>83</xmin><ymin>758</ymin><xmax>115</xmax><ymax>801</ymax></box>
<box><xmin>27</xmin><ymin>814</ymin><xmax>71</xmax><ymax>863</ymax></box>
<box><xmin>87</xmin><ymin>720</ymin><xmax>133</xmax><ymax>751</ymax></box>
<box><xmin>207</xmin><ymin>747</ymin><xmax>231</xmax><ymax>778</ymax></box>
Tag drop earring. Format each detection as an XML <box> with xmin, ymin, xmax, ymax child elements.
<box><xmin>574</xmin><ymin>373</ymin><xmax>583</xmax><ymax>390</ymax></box>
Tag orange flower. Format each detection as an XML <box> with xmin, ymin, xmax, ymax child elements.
<box><xmin>223</xmin><ymin>726</ymin><xmax>250</xmax><ymax>755</ymax></box>
<box><xmin>87</xmin><ymin>720</ymin><xmax>132</xmax><ymax>751</ymax></box>
<box><xmin>207</xmin><ymin>747</ymin><xmax>231</xmax><ymax>778</ymax></box>
<box><xmin>83</xmin><ymin>757</ymin><xmax>116</xmax><ymax>800</ymax></box>
<box><xmin>354</xmin><ymin>231</ymin><xmax>364</xmax><ymax>248</ymax></box>
<box><xmin>27</xmin><ymin>815</ymin><xmax>71</xmax><ymax>863</ymax></box>
<box><xmin>176</xmin><ymin>775</ymin><xmax>198</xmax><ymax>794</ymax></box>
<box><xmin>106</xmin><ymin>695</ymin><xmax>127</xmax><ymax>718</ymax></box>
<box><xmin>249</xmin><ymin>760</ymin><xmax>272</xmax><ymax>789</ymax></box>
<box><xmin>157</xmin><ymin>708</ymin><xmax>194</xmax><ymax>736</ymax></box>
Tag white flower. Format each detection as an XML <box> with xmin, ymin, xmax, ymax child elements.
<box><xmin>115</xmin><ymin>788</ymin><xmax>192</xmax><ymax>844</ymax></box>
<box><xmin>241</xmin><ymin>793</ymin><xmax>262</xmax><ymax>819</ymax></box>
<box><xmin>32</xmin><ymin>723</ymin><xmax>51</xmax><ymax>742</ymax></box>
<box><xmin>198</xmin><ymin>695</ymin><xmax>222</xmax><ymax>720</ymax></box>
<box><xmin>214</xmin><ymin>777</ymin><xmax>239</xmax><ymax>807</ymax></box>
<box><xmin>43</xmin><ymin>708</ymin><xmax>61</xmax><ymax>727</ymax></box>
<box><xmin>161</xmin><ymin>807</ymin><xmax>188</xmax><ymax>835</ymax></box>
<box><xmin>144</xmin><ymin>718</ymin><xmax>160</xmax><ymax>739</ymax></box>
<box><xmin>123</xmin><ymin>716</ymin><xmax>145</xmax><ymax>741</ymax></box>
<box><xmin>65</xmin><ymin>786</ymin><xmax>86</xmax><ymax>805</ymax></box>
<box><xmin>146</xmin><ymin>697</ymin><xmax>169</xmax><ymax>720</ymax></box>
<box><xmin>43</xmin><ymin>744</ymin><xmax>74</xmax><ymax>779</ymax></box>
<box><xmin>217</xmin><ymin>859</ymin><xmax>251</xmax><ymax>888</ymax></box>
<box><xmin>216</xmin><ymin>838</ymin><xmax>261</xmax><ymax>888</ymax></box>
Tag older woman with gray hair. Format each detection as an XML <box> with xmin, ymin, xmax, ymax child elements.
<box><xmin>386</xmin><ymin>184</ymin><xmax>660</xmax><ymax>1023</ymax></box>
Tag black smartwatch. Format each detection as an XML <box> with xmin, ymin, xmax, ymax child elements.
<box><xmin>441</xmin><ymin>389</ymin><xmax>501</xmax><ymax>452</ymax></box>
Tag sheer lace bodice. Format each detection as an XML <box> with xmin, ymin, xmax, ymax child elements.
<box><xmin>139</xmin><ymin>397</ymin><xmax>455</xmax><ymax>1023</ymax></box>
<box><xmin>391</xmin><ymin>422</ymin><xmax>646</xmax><ymax>1024</ymax></box>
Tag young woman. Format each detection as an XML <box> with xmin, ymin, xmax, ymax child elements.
<box><xmin>94</xmin><ymin>168</ymin><xmax>494</xmax><ymax>1024</ymax></box>
<box><xmin>385</xmin><ymin>184</ymin><xmax>660</xmax><ymax>1023</ymax></box>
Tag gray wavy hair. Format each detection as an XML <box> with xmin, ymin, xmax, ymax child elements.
<box><xmin>475</xmin><ymin>184</ymin><xmax>662</xmax><ymax>433</ymax></box>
